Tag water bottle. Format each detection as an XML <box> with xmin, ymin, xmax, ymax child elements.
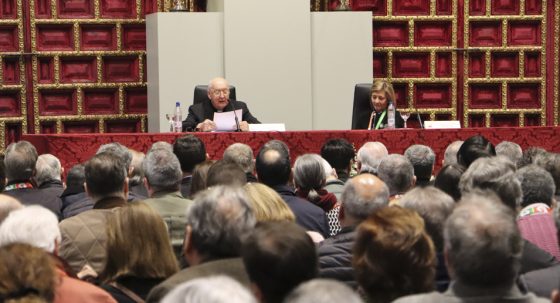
<box><xmin>173</xmin><ymin>102</ymin><xmax>182</xmax><ymax>132</ymax></box>
<box><xmin>387</xmin><ymin>101</ymin><xmax>395</xmax><ymax>129</ymax></box>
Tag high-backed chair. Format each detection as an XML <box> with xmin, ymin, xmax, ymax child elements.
<box><xmin>351</xmin><ymin>83</ymin><xmax>372</xmax><ymax>130</ymax></box>
<box><xmin>193</xmin><ymin>85</ymin><xmax>237</xmax><ymax>105</ymax></box>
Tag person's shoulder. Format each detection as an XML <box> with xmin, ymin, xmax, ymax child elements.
<box><xmin>393</xmin><ymin>292</ymin><xmax>448</xmax><ymax>303</ymax></box>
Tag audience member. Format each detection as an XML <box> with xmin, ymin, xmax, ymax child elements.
<box><xmin>0</xmin><ymin>205</ymin><xmax>117</xmax><ymax>303</ymax></box>
<box><xmin>59</xmin><ymin>152</ymin><xmax>129</xmax><ymax>275</ymax></box>
<box><xmin>521</xmin><ymin>206</ymin><xmax>560</xmax><ymax>298</ymax></box>
<box><xmin>518</xmin><ymin>147</ymin><xmax>548</xmax><ymax>168</ymax></box>
<box><xmin>399</xmin><ymin>187</ymin><xmax>455</xmax><ymax>291</ymax></box>
<box><xmin>394</xmin><ymin>194</ymin><xmax>547</xmax><ymax>303</ymax></box>
<box><xmin>101</xmin><ymin>202</ymin><xmax>179</xmax><ymax>302</ymax></box>
<box><xmin>456</xmin><ymin>135</ymin><xmax>495</xmax><ymax>168</ymax></box>
<box><xmin>206</xmin><ymin>160</ymin><xmax>247</xmax><ymax>188</ymax></box>
<box><xmin>147</xmin><ymin>186</ymin><xmax>256</xmax><ymax>302</ymax></box>
<box><xmin>284</xmin><ymin>279</ymin><xmax>362</xmax><ymax>303</ymax></box>
<box><xmin>459</xmin><ymin>156</ymin><xmax>558</xmax><ymax>274</ymax></box>
<box><xmin>293</xmin><ymin>154</ymin><xmax>338</xmax><ymax>234</ymax></box>
<box><xmin>320</xmin><ymin>138</ymin><xmax>355</xmax><ymax>182</ymax></box>
<box><xmin>97</xmin><ymin>142</ymin><xmax>138</xmax><ymax>202</ymax></box>
<box><xmin>404</xmin><ymin>144</ymin><xmax>436</xmax><ymax>186</ymax></box>
<box><xmin>356</xmin><ymin>141</ymin><xmax>388</xmax><ymax>175</ymax></box>
<box><xmin>534</xmin><ymin>152</ymin><xmax>560</xmax><ymax>202</ymax></box>
<box><xmin>35</xmin><ymin>154</ymin><xmax>64</xmax><ymax>205</ymax></box>
<box><xmin>376</xmin><ymin>154</ymin><xmax>415</xmax><ymax>202</ymax></box>
<box><xmin>243</xmin><ymin>182</ymin><xmax>295</xmax><ymax>222</ymax></box>
<box><xmin>242</xmin><ymin>221</ymin><xmax>318</xmax><ymax>303</ymax></box>
<box><xmin>321</xmin><ymin>158</ymin><xmax>344</xmax><ymax>200</ymax></box>
<box><xmin>189</xmin><ymin>160</ymin><xmax>214</xmax><ymax>197</ymax></box>
<box><xmin>149</xmin><ymin>141</ymin><xmax>173</xmax><ymax>153</ymax></box>
<box><xmin>142</xmin><ymin>148</ymin><xmax>193</xmax><ymax>259</ymax></box>
<box><xmin>0</xmin><ymin>154</ymin><xmax>6</xmax><ymax>192</ymax></box>
<box><xmin>128</xmin><ymin>149</ymin><xmax>148</xmax><ymax>199</ymax></box>
<box><xmin>0</xmin><ymin>194</ymin><xmax>22</xmax><ymax>223</ymax></box>
<box><xmin>3</xmin><ymin>141</ymin><xmax>62</xmax><ymax>218</ymax></box>
<box><xmin>516</xmin><ymin>165</ymin><xmax>559</xmax><ymax>260</ymax></box>
<box><xmin>256</xmin><ymin>143</ymin><xmax>329</xmax><ymax>237</ymax></box>
<box><xmin>353</xmin><ymin>207</ymin><xmax>435</xmax><ymax>302</ymax></box>
<box><xmin>0</xmin><ymin>243</ymin><xmax>56</xmax><ymax>303</ymax></box>
<box><xmin>434</xmin><ymin>164</ymin><xmax>464</xmax><ymax>201</ymax></box>
<box><xmin>223</xmin><ymin>143</ymin><xmax>257</xmax><ymax>182</ymax></box>
<box><xmin>496</xmin><ymin>141</ymin><xmax>523</xmax><ymax>167</ymax></box>
<box><xmin>442</xmin><ymin>140</ymin><xmax>463</xmax><ymax>166</ymax></box>
<box><xmin>60</xmin><ymin>163</ymin><xmax>93</xmax><ymax>219</ymax></box>
<box><xmin>161</xmin><ymin>276</ymin><xmax>257</xmax><ymax>303</ymax></box>
<box><xmin>318</xmin><ymin>174</ymin><xmax>389</xmax><ymax>289</ymax></box>
<box><xmin>173</xmin><ymin>135</ymin><xmax>207</xmax><ymax>198</ymax></box>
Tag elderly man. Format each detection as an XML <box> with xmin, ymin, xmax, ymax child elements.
<box><xmin>0</xmin><ymin>206</ymin><xmax>117</xmax><ymax>303</ymax></box>
<box><xmin>223</xmin><ymin>143</ymin><xmax>257</xmax><ymax>182</ymax></box>
<box><xmin>318</xmin><ymin>174</ymin><xmax>389</xmax><ymax>289</ymax></box>
<box><xmin>356</xmin><ymin>141</ymin><xmax>388</xmax><ymax>175</ymax></box>
<box><xmin>376</xmin><ymin>154</ymin><xmax>415</xmax><ymax>202</ymax></box>
<box><xmin>183</xmin><ymin>77</ymin><xmax>260</xmax><ymax>132</ymax></box>
<box><xmin>147</xmin><ymin>186</ymin><xmax>256</xmax><ymax>302</ymax></box>
<box><xmin>404</xmin><ymin>144</ymin><xmax>436</xmax><ymax>186</ymax></box>
<box><xmin>394</xmin><ymin>194</ymin><xmax>548</xmax><ymax>303</ymax></box>
<box><xmin>142</xmin><ymin>147</ymin><xmax>193</xmax><ymax>259</ymax></box>
<box><xmin>3</xmin><ymin>141</ymin><xmax>62</xmax><ymax>218</ymax></box>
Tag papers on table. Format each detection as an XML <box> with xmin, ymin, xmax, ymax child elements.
<box><xmin>214</xmin><ymin>109</ymin><xmax>243</xmax><ymax>131</ymax></box>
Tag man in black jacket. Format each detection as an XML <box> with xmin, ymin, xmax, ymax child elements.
<box><xmin>182</xmin><ymin>77</ymin><xmax>260</xmax><ymax>132</ymax></box>
<box><xmin>317</xmin><ymin>173</ymin><xmax>389</xmax><ymax>288</ymax></box>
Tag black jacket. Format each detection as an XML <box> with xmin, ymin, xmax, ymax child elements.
<box><xmin>317</xmin><ymin>226</ymin><xmax>357</xmax><ymax>289</ymax></box>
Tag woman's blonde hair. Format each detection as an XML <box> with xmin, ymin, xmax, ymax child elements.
<box><xmin>370</xmin><ymin>80</ymin><xmax>397</xmax><ymax>106</ymax></box>
<box><xmin>0</xmin><ymin>243</ymin><xmax>56</xmax><ymax>303</ymax></box>
<box><xmin>102</xmin><ymin>202</ymin><xmax>179</xmax><ymax>283</ymax></box>
<box><xmin>243</xmin><ymin>183</ymin><xmax>296</xmax><ymax>222</ymax></box>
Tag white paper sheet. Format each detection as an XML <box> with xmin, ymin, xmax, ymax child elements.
<box><xmin>214</xmin><ymin>109</ymin><xmax>243</xmax><ymax>131</ymax></box>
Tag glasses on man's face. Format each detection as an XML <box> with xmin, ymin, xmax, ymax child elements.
<box><xmin>211</xmin><ymin>89</ymin><xmax>230</xmax><ymax>97</ymax></box>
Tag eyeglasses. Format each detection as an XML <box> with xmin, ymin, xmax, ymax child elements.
<box><xmin>210</xmin><ymin>89</ymin><xmax>230</xmax><ymax>96</ymax></box>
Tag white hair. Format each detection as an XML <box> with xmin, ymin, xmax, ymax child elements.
<box><xmin>357</xmin><ymin>142</ymin><xmax>388</xmax><ymax>174</ymax></box>
<box><xmin>0</xmin><ymin>205</ymin><xmax>61</xmax><ymax>253</ymax></box>
<box><xmin>161</xmin><ymin>275</ymin><xmax>256</xmax><ymax>303</ymax></box>
<box><xmin>35</xmin><ymin>154</ymin><xmax>62</xmax><ymax>185</ymax></box>
<box><xmin>320</xmin><ymin>157</ymin><xmax>336</xmax><ymax>179</ymax></box>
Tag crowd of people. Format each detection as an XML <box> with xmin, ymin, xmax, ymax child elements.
<box><xmin>0</xmin><ymin>133</ymin><xmax>559</xmax><ymax>303</ymax></box>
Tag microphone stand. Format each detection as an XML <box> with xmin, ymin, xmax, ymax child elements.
<box><xmin>416</xmin><ymin>112</ymin><xmax>424</xmax><ymax>129</ymax></box>
<box><xmin>229</xmin><ymin>99</ymin><xmax>241</xmax><ymax>132</ymax></box>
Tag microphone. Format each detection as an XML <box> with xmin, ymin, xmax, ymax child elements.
<box><xmin>416</xmin><ymin>112</ymin><xmax>424</xmax><ymax>129</ymax></box>
<box><xmin>228</xmin><ymin>99</ymin><xmax>241</xmax><ymax>132</ymax></box>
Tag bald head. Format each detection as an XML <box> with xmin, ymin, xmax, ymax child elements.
<box><xmin>256</xmin><ymin>145</ymin><xmax>291</xmax><ymax>186</ymax></box>
<box><xmin>208</xmin><ymin>77</ymin><xmax>230</xmax><ymax>111</ymax></box>
<box><xmin>340</xmin><ymin>174</ymin><xmax>389</xmax><ymax>226</ymax></box>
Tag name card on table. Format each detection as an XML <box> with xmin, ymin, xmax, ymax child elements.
<box><xmin>424</xmin><ymin>120</ymin><xmax>461</xmax><ymax>129</ymax></box>
<box><xmin>249</xmin><ymin>123</ymin><xmax>286</xmax><ymax>132</ymax></box>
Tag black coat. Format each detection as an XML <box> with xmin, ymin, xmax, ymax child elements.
<box><xmin>317</xmin><ymin>226</ymin><xmax>357</xmax><ymax>289</ymax></box>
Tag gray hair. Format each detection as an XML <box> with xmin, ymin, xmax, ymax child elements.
<box><xmin>377</xmin><ymin>154</ymin><xmax>415</xmax><ymax>196</ymax></box>
<box><xmin>320</xmin><ymin>158</ymin><xmax>336</xmax><ymax>179</ymax></box>
<box><xmin>341</xmin><ymin>175</ymin><xmax>389</xmax><ymax>220</ymax></box>
<box><xmin>149</xmin><ymin>141</ymin><xmax>173</xmax><ymax>153</ymax></box>
<box><xmin>4</xmin><ymin>141</ymin><xmax>38</xmax><ymax>181</ymax></box>
<box><xmin>35</xmin><ymin>154</ymin><xmax>62</xmax><ymax>186</ymax></box>
<box><xmin>223</xmin><ymin>143</ymin><xmax>254</xmax><ymax>173</ymax></box>
<box><xmin>187</xmin><ymin>186</ymin><xmax>256</xmax><ymax>259</ymax></box>
<box><xmin>284</xmin><ymin>279</ymin><xmax>362</xmax><ymax>303</ymax></box>
<box><xmin>161</xmin><ymin>276</ymin><xmax>256</xmax><ymax>303</ymax></box>
<box><xmin>0</xmin><ymin>194</ymin><xmax>22</xmax><ymax>224</ymax></box>
<box><xmin>400</xmin><ymin>187</ymin><xmax>455</xmax><ymax>251</ymax></box>
<box><xmin>459</xmin><ymin>156</ymin><xmax>521</xmax><ymax>210</ymax></box>
<box><xmin>129</xmin><ymin>149</ymin><xmax>145</xmax><ymax>186</ymax></box>
<box><xmin>404</xmin><ymin>144</ymin><xmax>435</xmax><ymax>182</ymax></box>
<box><xmin>0</xmin><ymin>205</ymin><xmax>61</xmax><ymax>253</ymax></box>
<box><xmin>97</xmin><ymin>142</ymin><xmax>132</xmax><ymax>170</ymax></box>
<box><xmin>515</xmin><ymin>165</ymin><xmax>556</xmax><ymax>208</ymax></box>
<box><xmin>443</xmin><ymin>140</ymin><xmax>463</xmax><ymax>166</ymax></box>
<box><xmin>293</xmin><ymin>154</ymin><xmax>325</xmax><ymax>190</ymax></box>
<box><xmin>357</xmin><ymin>142</ymin><xmax>388</xmax><ymax>174</ymax></box>
<box><xmin>143</xmin><ymin>148</ymin><xmax>182</xmax><ymax>192</ymax></box>
<box><xmin>496</xmin><ymin>141</ymin><xmax>523</xmax><ymax>166</ymax></box>
<box><xmin>445</xmin><ymin>193</ymin><xmax>522</xmax><ymax>287</ymax></box>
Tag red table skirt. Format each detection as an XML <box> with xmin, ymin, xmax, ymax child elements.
<box><xmin>22</xmin><ymin>127</ymin><xmax>560</xmax><ymax>172</ymax></box>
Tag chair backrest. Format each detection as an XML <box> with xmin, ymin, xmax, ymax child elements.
<box><xmin>193</xmin><ymin>85</ymin><xmax>237</xmax><ymax>105</ymax></box>
<box><xmin>351</xmin><ymin>83</ymin><xmax>372</xmax><ymax>129</ymax></box>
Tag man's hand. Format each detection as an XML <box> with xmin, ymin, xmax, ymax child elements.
<box><xmin>239</xmin><ymin>121</ymin><xmax>250</xmax><ymax>132</ymax></box>
<box><xmin>196</xmin><ymin>119</ymin><xmax>216</xmax><ymax>132</ymax></box>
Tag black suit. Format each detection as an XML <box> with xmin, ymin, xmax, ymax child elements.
<box><xmin>354</xmin><ymin>108</ymin><xmax>405</xmax><ymax>130</ymax></box>
<box><xmin>182</xmin><ymin>100</ymin><xmax>260</xmax><ymax>131</ymax></box>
